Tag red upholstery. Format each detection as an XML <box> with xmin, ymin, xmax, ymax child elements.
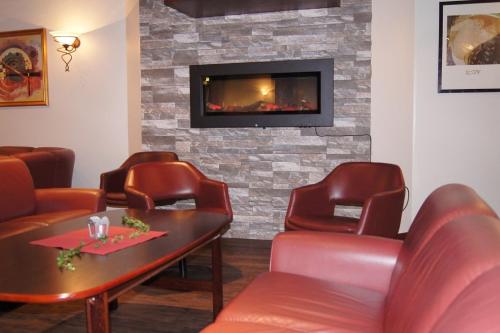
<box><xmin>0</xmin><ymin>146</ymin><xmax>75</xmax><ymax>188</ymax></box>
<box><xmin>270</xmin><ymin>232</ymin><xmax>402</xmax><ymax>294</ymax></box>
<box><xmin>213</xmin><ymin>272</ymin><xmax>385</xmax><ymax>333</ymax></box>
<box><xmin>385</xmin><ymin>215</ymin><xmax>500</xmax><ymax>333</ymax></box>
<box><xmin>125</xmin><ymin>161</ymin><xmax>233</xmax><ymax>218</ymax></box>
<box><xmin>387</xmin><ymin>183</ymin><xmax>498</xmax><ymax>296</ymax></box>
<box><xmin>0</xmin><ymin>157</ymin><xmax>105</xmax><ymax>239</ymax></box>
<box><xmin>203</xmin><ymin>184</ymin><xmax>500</xmax><ymax>333</ymax></box>
<box><xmin>100</xmin><ymin>151</ymin><xmax>178</xmax><ymax>207</ymax></box>
<box><xmin>285</xmin><ymin>162</ymin><xmax>405</xmax><ymax>238</ymax></box>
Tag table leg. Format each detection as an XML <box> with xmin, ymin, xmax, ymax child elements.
<box><xmin>179</xmin><ymin>258</ymin><xmax>188</xmax><ymax>278</ymax></box>
<box><xmin>212</xmin><ymin>236</ymin><xmax>223</xmax><ymax>320</ymax></box>
<box><xmin>86</xmin><ymin>293</ymin><xmax>110</xmax><ymax>333</ymax></box>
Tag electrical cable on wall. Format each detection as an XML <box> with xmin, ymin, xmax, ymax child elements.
<box><xmin>314</xmin><ymin>127</ymin><xmax>410</xmax><ymax>211</ymax></box>
<box><xmin>313</xmin><ymin>127</ymin><xmax>372</xmax><ymax>162</ymax></box>
<box><xmin>403</xmin><ymin>186</ymin><xmax>410</xmax><ymax>211</ymax></box>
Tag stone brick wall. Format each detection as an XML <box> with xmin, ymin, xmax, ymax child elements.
<box><xmin>139</xmin><ymin>0</ymin><xmax>372</xmax><ymax>239</ymax></box>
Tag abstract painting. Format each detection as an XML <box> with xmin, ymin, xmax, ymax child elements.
<box><xmin>0</xmin><ymin>28</ymin><xmax>48</xmax><ymax>106</ymax></box>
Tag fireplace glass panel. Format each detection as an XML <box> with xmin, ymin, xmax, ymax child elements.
<box><xmin>203</xmin><ymin>73</ymin><xmax>319</xmax><ymax>115</ymax></box>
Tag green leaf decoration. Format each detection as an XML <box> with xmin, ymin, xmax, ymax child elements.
<box><xmin>56</xmin><ymin>216</ymin><xmax>151</xmax><ymax>271</ymax></box>
<box><xmin>56</xmin><ymin>242</ymin><xmax>84</xmax><ymax>271</ymax></box>
<box><xmin>122</xmin><ymin>216</ymin><xmax>150</xmax><ymax>233</ymax></box>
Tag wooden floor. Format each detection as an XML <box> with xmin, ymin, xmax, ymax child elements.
<box><xmin>0</xmin><ymin>238</ymin><xmax>271</xmax><ymax>333</ymax></box>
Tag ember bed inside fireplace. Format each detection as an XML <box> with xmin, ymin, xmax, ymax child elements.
<box><xmin>190</xmin><ymin>59</ymin><xmax>333</xmax><ymax>128</ymax></box>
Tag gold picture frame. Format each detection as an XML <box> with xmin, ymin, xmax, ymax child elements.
<box><xmin>0</xmin><ymin>28</ymin><xmax>48</xmax><ymax>106</ymax></box>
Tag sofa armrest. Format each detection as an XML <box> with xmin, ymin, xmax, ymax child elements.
<box><xmin>285</xmin><ymin>181</ymin><xmax>332</xmax><ymax>220</ymax></box>
<box><xmin>125</xmin><ymin>187</ymin><xmax>155</xmax><ymax>210</ymax></box>
<box><xmin>197</xmin><ymin>179</ymin><xmax>233</xmax><ymax>219</ymax></box>
<box><xmin>100</xmin><ymin>167</ymin><xmax>128</xmax><ymax>193</ymax></box>
<box><xmin>357</xmin><ymin>188</ymin><xmax>405</xmax><ymax>238</ymax></box>
<box><xmin>270</xmin><ymin>231</ymin><xmax>402</xmax><ymax>293</ymax></box>
<box><xmin>35</xmin><ymin>188</ymin><xmax>106</xmax><ymax>213</ymax></box>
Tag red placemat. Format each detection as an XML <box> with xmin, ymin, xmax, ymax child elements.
<box><xmin>30</xmin><ymin>226</ymin><xmax>167</xmax><ymax>255</ymax></box>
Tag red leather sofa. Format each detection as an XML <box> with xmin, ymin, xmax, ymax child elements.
<box><xmin>0</xmin><ymin>146</ymin><xmax>75</xmax><ymax>188</ymax></box>
<box><xmin>0</xmin><ymin>157</ymin><xmax>105</xmax><ymax>239</ymax></box>
<box><xmin>203</xmin><ymin>184</ymin><xmax>500</xmax><ymax>332</ymax></box>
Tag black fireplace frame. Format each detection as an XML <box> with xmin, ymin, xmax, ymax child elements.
<box><xmin>190</xmin><ymin>59</ymin><xmax>334</xmax><ymax>128</ymax></box>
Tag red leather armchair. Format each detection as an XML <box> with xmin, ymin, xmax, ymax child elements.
<box><xmin>0</xmin><ymin>146</ymin><xmax>75</xmax><ymax>188</ymax></box>
<box><xmin>124</xmin><ymin>161</ymin><xmax>232</xmax><ymax>219</ymax></box>
<box><xmin>204</xmin><ymin>184</ymin><xmax>500</xmax><ymax>333</ymax></box>
<box><xmin>0</xmin><ymin>157</ymin><xmax>105</xmax><ymax>239</ymax></box>
<box><xmin>285</xmin><ymin>162</ymin><xmax>405</xmax><ymax>238</ymax></box>
<box><xmin>100</xmin><ymin>151</ymin><xmax>179</xmax><ymax>207</ymax></box>
<box><xmin>125</xmin><ymin>160</ymin><xmax>232</xmax><ymax>277</ymax></box>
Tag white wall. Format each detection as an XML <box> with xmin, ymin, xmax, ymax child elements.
<box><xmin>373</xmin><ymin>0</ymin><xmax>500</xmax><ymax>229</ymax></box>
<box><xmin>0</xmin><ymin>0</ymin><xmax>141</xmax><ymax>188</ymax></box>
<box><xmin>371</xmin><ymin>0</ymin><xmax>415</xmax><ymax>230</ymax></box>
<box><xmin>413</xmin><ymin>0</ymin><xmax>500</xmax><ymax>215</ymax></box>
<box><xmin>126</xmin><ymin>0</ymin><xmax>142</xmax><ymax>154</ymax></box>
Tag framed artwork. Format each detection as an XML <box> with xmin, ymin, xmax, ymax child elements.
<box><xmin>0</xmin><ymin>28</ymin><xmax>48</xmax><ymax>106</ymax></box>
<box><xmin>438</xmin><ymin>0</ymin><xmax>500</xmax><ymax>93</ymax></box>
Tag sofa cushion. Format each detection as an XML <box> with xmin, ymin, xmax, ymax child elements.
<box><xmin>0</xmin><ymin>210</ymin><xmax>93</xmax><ymax>239</ymax></box>
<box><xmin>286</xmin><ymin>215</ymin><xmax>357</xmax><ymax>233</ymax></box>
<box><xmin>0</xmin><ymin>221</ymin><xmax>45</xmax><ymax>240</ymax></box>
<box><xmin>386</xmin><ymin>184</ymin><xmax>498</xmax><ymax>308</ymax></box>
<box><xmin>431</xmin><ymin>266</ymin><xmax>500</xmax><ymax>333</ymax></box>
<box><xmin>14</xmin><ymin>151</ymin><xmax>55</xmax><ymax>189</ymax></box>
<box><xmin>216</xmin><ymin>271</ymin><xmax>385</xmax><ymax>333</ymax></box>
<box><xmin>384</xmin><ymin>215</ymin><xmax>500</xmax><ymax>333</ymax></box>
<box><xmin>0</xmin><ymin>158</ymin><xmax>36</xmax><ymax>222</ymax></box>
<box><xmin>0</xmin><ymin>146</ymin><xmax>33</xmax><ymax>155</ymax></box>
<box><xmin>34</xmin><ymin>147</ymin><xmax>75</xmax><ymax>187</ymax></box>
<box><xmin>0</xmin><ymin>146</ymin><xmax>75</xmax><ymax>189</ymax></box>
<box><xmin>9</xmin><ymin>210</ymin><xmax>92</xmax><ymax>225</ymax></box>
<box><xmin>105</xmin><ymin>192</ymin><xmax>127</xmax><ymax>205</ymax></box>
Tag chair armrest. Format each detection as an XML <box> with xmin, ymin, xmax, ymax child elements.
<box><xmin>125</xmin><ymin>187</ymin><xmax>155</xmax><ymax>209</ymax></box>
<box><xmin>35</xmin><ymin>188</ymin><xmax>106</xmax><ymax>213</ymax></box>
<box><xmin>357</xmin><ymin>188</ymin><xmax>405</xmax><ymax>238</ymax></box>
<box><xmin>100</xmin><ymin>167</ymin><xmax>128</xmax><ymax>192</ymax></box>
<box><xmin>197</xmin><ymin>179</ymin><xmax>233</xmax><ymax>219</ymax></box>
<box><xmin>270</xmin><ymin>231</ymin><xmax>402</xmax><ymax>293</ymax></box>
<box><xmin>285</xmin><ymin>181</ymin><xmax>332</xmax><ymax>219</ymax></box>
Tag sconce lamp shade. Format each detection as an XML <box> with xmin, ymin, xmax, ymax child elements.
<box><xmin>54</xmin><ymin>35</ymin><xmax>77</xmax><ymax>46</ymax></box>
<box><xmin>50</xmin><ymin>31</ymin><xmax>80</xmax><ymax>47</ymax></box>
<box><xmin>49</xmin><ymin>31</ymin><xmax>81</xmax><ymax>72</ymax></box>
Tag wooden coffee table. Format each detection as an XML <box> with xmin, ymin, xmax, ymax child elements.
<box><xmin>0</xmin><ymin>209</ymin><xmax>231</xmax><ymax>333</ymax></box>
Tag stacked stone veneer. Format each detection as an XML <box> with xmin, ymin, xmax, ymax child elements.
<box><xmin>139</xmin><ymin>0</ymin><xmax>372</xmax><ymax>239</ymax></box>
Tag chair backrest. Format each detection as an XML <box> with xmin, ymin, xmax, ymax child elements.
<box><xmin>384</xmin><ymin>215</ymin><xmax>500</xmax><ymax>333</ymax></box>
<box><xmin>325</xmin><ymin>162</ymin><xmax>404</xmax><ymax>206</ymax></box>
<box><xmin>384</xmin><ymin>184</ymin><xmax>499</xmax><ymax>332</ymax></box>
<box><xmin>34</xmin><ymin>147</ymin><xmax>75</xmax><ymax>187</ymax></box>
<box><xmin>125</xmin><ymin>161</ymin><xmax>205</xmax><ymax>203</ymax></box>
<box><xmin>0</xmin><ymin>157</ymin><xmax>36</xmax><ymax>222</ymax></box>
<box><xmin>120</xmin><ymin>151</ymin><xmax>179</xmax><ymax>169</ymax></box>
<box><xmin>0</xmin><ymin>146</ymin><xmax>34</xmax><ymax>155</ymax></box>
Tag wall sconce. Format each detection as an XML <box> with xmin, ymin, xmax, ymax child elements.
<box><xmin>49</xmin><ymin>31</ymin><xmax>81</xmax><ymax>72</ymax></box>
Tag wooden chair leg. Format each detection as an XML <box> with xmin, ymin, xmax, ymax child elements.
<box><xmin>108</xmin><ymin>299</ymin><xmax>119</xmax><ymax>312</ymax></box>
<box><xmin>179</xmin><ymin>258</ymin><xmax>188</xmax><ymax>278</ymax></box>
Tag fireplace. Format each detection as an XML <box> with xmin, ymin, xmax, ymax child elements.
<box><xmin>190</xmin><ymin>59</ymin><xmax>333</xmax><ymax>128</ymax></box>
